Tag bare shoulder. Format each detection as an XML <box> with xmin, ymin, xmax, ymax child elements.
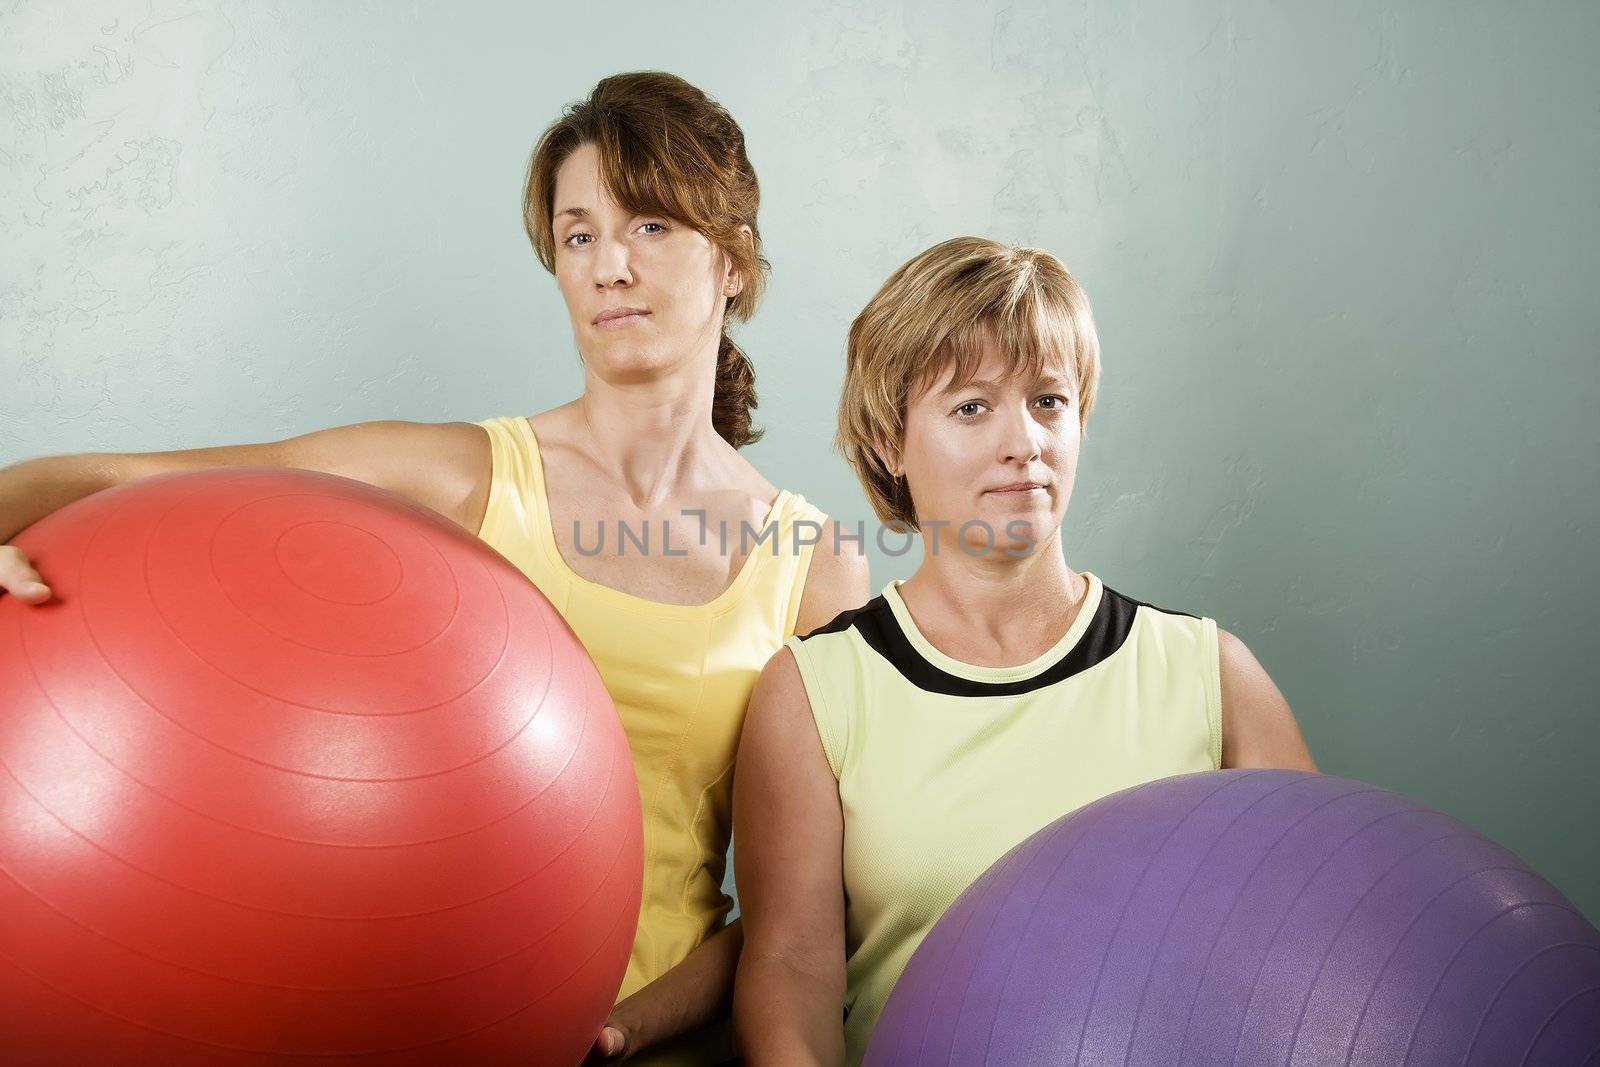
<box><xmin>737</xmin><ymin>647</ymin><xmax>832</xmax><ymax>819</ymax></box>
<box><xmin>794</xmin><ymin>518</ymin><xmax>871</xmax><ymax>636</ymax></box>
<box><xmin>264</xmin><ymin>419</ymin><xmax>491</xmax><ymax>533</ymax></box>
<box><xmin>380</xmin><ymin>419</ymin><xmax>491</xmax><ymax>470</ymax></box>
<box><xmin>1216</xmin><ymin>627</ymin><xmax>1254</xmax><ymax>675</ymax></box>
<box><xmin>738</xmin><ymin>646</ymin><xmax>834</xmax><ymax>817</ymax></box>
<box><xmin>1216</xmin><ymin>627</ymin><xmax>1318</xmax><ymax>772</ymax></box>
<box><xmin>751</xmin><ymin>644</ymin><xmax>809</xmax><ymax>719</ymax></box>
<box><xmin>321</xmin><ymin>420</ymin><xmax>491</xmax><ymax>533</ymax></box>
<box><xmin>421</xmin><ymin>421</ymin><xmax>495</xmax><ymax>531</ymax></box>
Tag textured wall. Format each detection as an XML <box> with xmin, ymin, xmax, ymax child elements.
<box><xmin>5</xmin><ymin>2</ymin><xmax>1597</xmax><ymax>920</ymax></box>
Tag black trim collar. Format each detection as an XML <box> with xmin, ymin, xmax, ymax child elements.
<box><xmin>798</xmin><ymin>582</ymin><xmax>1193</xmax><ymax>698</ymax></box>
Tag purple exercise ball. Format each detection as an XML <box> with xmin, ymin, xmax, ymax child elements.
<box><xmin>866</xmin><ymin>769</ymin><xmax>1600</xmax><ymax>1066</ymax></box>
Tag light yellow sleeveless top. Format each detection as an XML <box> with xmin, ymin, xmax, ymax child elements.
<box><xmin>475</xmin><ymin>415</ymin><xmax>827</xmax><ymax>1064</ymax></box>
<box><xmin>785</xmin><ymin>572</ymin><xmax>1222</xmax><ymax>1063</ymax></box>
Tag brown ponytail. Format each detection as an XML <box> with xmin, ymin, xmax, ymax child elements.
<box><xmin>714</xmin><ymin>333</ymin><xmax>763</xmax><ymax>448</ymax></box>
<box><xmin>525</xmin><ymin>72</ymin><xmax>769</xmax><ymax>449</ymax></box>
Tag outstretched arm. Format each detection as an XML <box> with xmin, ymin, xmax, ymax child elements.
<box><xmin>0</xmin><ymin>419</ymin><xmax>491</xmax><ymax>602</ymax></box>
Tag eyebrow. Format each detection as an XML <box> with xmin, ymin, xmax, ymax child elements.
<box><xmin>554</xmin><ymin>207</ymin><xmax>590</xmax><ymax>221</ymax></box>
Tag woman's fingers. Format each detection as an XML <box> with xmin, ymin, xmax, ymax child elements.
<box><xmin>0</xmin><ymin>544</ymin><xmax>51</xmax><ymax>603</ymax></box>
<box><xmin>580</xmin><ymin>1021</ymin><xmax>629</xmax><ymax>1063</ymax></box>
<box><xmin>597</xmin><ymin>1024</ymin><xmax>626</xmax><ymax>1055</ymax></box>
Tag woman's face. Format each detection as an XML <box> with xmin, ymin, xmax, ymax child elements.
<box><xmin>894</xmin><ymin>338</ymin><xmax>1082</xmax><ymax>559</ymax></box>
<box><xmin>550</xmin><ymin>142</ymin><xmax>736</xmax><ymax>384</ymax></box>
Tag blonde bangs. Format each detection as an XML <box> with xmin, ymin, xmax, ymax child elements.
<box><xmin>923</xmin><ymin>299</ymin><xmax>1081</xmax><ymax>400</ymax></box>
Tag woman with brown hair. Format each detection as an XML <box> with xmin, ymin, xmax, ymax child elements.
<box><xmin>0</xmin><ymin>72</ymin><xmax>868</xmax><ymax>1064</ymax></box>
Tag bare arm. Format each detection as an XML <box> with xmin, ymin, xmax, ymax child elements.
<box><xmin>732</xmin><ymin>648</ymin><xmax>848</xmax><ymax>1065</ymax></box>
<box><xmin>1218</xmin><ymin>627</ymin><xmax>1319</xmax><ymax>771</ymax></box>
<box><xmin>793</xmin><ymin>519</ymin><xmax>871</xmax><ymax>636</ymax></box>
<box><xmin>590</xmin><ymin>920</ymin><xmax>744</xmax><ymax>1061</ymax></box>
<box><xmin>0</xmin><ymin>420</ymin><xmax>491</xmax><ymax>602</ymax></box>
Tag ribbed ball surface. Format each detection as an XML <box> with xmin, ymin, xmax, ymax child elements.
<box><xmin>0</xmin><ymin>468</ymin><xmax>642</xmax><ymax>1065</ymax></box>
<box><xmin>867</xmin><ymin>769</ymin><xmax>1600</xmax><ymax>1066</ymax></box>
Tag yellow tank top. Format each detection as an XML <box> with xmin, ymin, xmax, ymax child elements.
<box><xmin>474</xmin><ymin>415</ymin><xmax>827</xmax><ymax>1063</ymax></box>
<box><xmin>785</xmin><ymin>572</ymin><xmax>1222</xmax><ymax>1064</ymax></box>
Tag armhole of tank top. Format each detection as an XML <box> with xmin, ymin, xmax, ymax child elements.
<box><xmin>782</xmin><ymin>506</ymin><xmax>825</xmax><ymax>639</ymax></box>
<box><xmin>486</xmin><ymin>415</ymin><xmax>559</xmax><ymax>561</ymax></box>
<box><xmin>471</xmin><ymin>418</ymin><xmax>506</xmax><ymax>541</ymax></box>
<box><xmin>783</xmin><ymin>635</ymin><xmax>844</xmax><ymax>781</ymax></box>
<box><xmin>1201</xmin><ymin>616</ymin><xmax>1223</xmax><ymax>770</ymax></box>
<box><xmin>683</xmin><ymin>759</ymin><xmax>737</xmax><ymax>922</ymax></box>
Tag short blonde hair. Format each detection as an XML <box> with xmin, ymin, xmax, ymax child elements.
<box><xmin>837</xmin><ymin>236</ymin><xmax>1102</xmax><ymax>528</ymax></box>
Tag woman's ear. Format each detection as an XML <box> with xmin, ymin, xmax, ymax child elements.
<box><xmin>872</xmin><ymin>442</ymin><xmax>904</xmax><ymax>480</ymax></box>
<box><xmin>724</xmin><ymin>225</ymin><xmax>754</xmax><ymax>298</ymax></box>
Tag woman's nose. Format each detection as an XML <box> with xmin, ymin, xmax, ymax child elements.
<box><xmin>998</xmin><ymin>404</ymin><xmax>1043</xmax><ymax>464</ymax></box>
<box><xmin>591</xmin><ymin>239</ymin><xmax>633</xmax><ymax>288</ymax></box>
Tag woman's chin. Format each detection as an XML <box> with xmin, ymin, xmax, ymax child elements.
<box><xmin>585</xmin><ymin>347</ymin><xmax>675</xmax><ymax>383</ymax></box>
<box><xmin>947</xmin><ymin>516</ymin><xmax>1056</xmax><ymax>559</ymax></box>
<box><xmin>995</xmin><ymin>527</ymin><xmax>1050</xmax><ymax>558</ymax></box>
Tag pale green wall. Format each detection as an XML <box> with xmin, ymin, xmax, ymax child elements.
<box><xmin>4</xmin><ymin>2</ymin><xmax>1596</xmax><ymax>920</ymax></box>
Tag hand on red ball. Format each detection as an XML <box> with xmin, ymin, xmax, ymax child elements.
<box><xmin>582</xmin><ymin>1012</ymin><xmax>634</xmax><ymax>1063</ymax></box>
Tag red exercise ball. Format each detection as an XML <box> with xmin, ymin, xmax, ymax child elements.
<box><xmin>0</xmin><ymin>468</ymin><xmax>643</xmax><ymax>1065</ymax></box>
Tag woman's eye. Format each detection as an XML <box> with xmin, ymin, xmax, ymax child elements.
<box><xmin>565</xmin><ymin>233</ymin><xmax>593</xmax><ymax>247</ymax></box>
<box><xmin>956</xmin><ymin>402</ymin><xmax>986</xmax><ymax>419</ymax></box>
<box><xmin>1037</xmin><ymin>395</ymin><xmax>1071</xmax><ymax>410</ymax></box>
<box><xmin>640</xmin><ymin>222</ymin><xmax>666</xmax><ymax>235</ymax></box>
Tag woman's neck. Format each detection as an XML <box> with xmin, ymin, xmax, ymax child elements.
<box><xmin>898</xmin><ymin>535</ymin><xmax>1087</xmax><ymax>666</ymax></box>
<box><xmin>565</xmin><ymin>361</ymin><xmax>732</xmax><ymax>510</ymax></box>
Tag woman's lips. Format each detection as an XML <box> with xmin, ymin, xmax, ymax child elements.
<box><xmin>594</xmin><ymin>311</ymin><xmax>649</xmax><ymax>330</ymax></box>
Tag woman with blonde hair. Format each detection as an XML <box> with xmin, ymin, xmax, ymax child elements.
<box><xmin>732</xmin><ymin>236</ymin><xmax>1315</xmax><ymax>1064</ymax></box>
<box><xmin>0</xmin><ymin>72</ymin><xmax>867</xmax><ymax>1064</ymax></box>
